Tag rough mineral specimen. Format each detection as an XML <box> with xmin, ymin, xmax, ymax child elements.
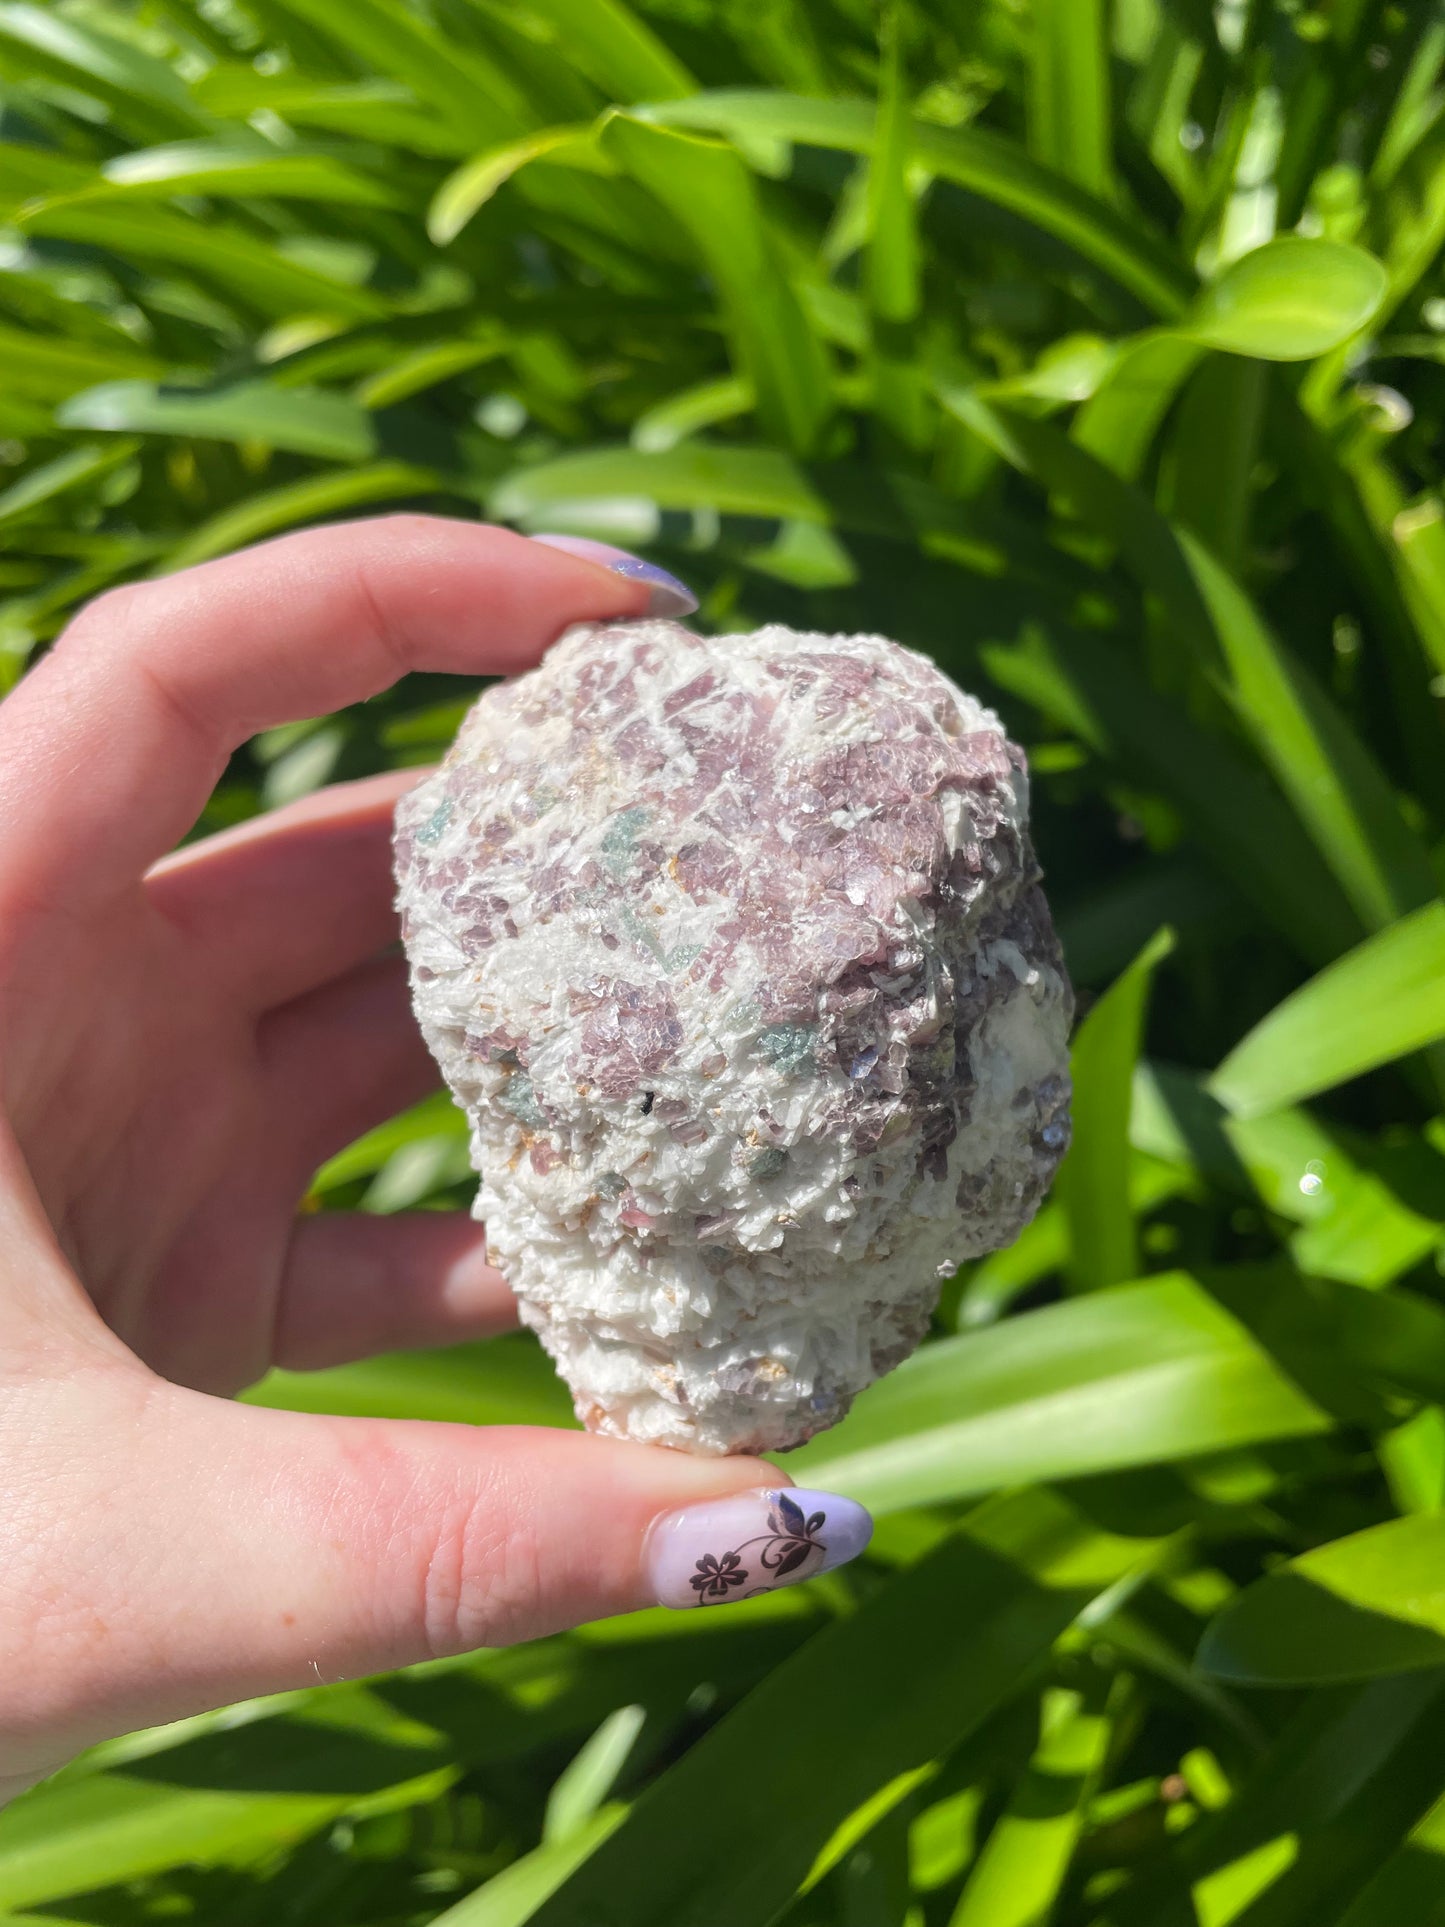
<box><xmin>394</xmin><ymin>619</ymin><xmax>1072</xmax><ymax>1456</ymax></box>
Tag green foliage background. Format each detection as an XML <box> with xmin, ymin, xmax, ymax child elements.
<box><xmin>6</xmin><ymin>0</ymin><xmax>1445</xmax><ymax>1920</ymax></box>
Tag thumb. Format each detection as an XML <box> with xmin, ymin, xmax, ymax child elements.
<box><xmin>12</xmin><ymin>1366</ymin><xmax>871</xmax><ymax>1775</ymax></box>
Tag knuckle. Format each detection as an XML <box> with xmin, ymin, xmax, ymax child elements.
<box><xmin>58</xmin><ymin>580</ymin><xmax>149</xmax><ymax>653</ymax></box>
<box><xmin>416</xmin><ymin>1465</ymin><xmax>547</xmax><ymax>1657</ymax></box>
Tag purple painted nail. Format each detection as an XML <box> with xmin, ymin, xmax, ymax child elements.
<box><xmin>529</xmin><ymin>532</ymin><xmax>699</xmax><ymax>618</ymax></box>
<box><xmin>646</xmin><ymin>1486</ymin><xmax>873</xmax><ymax>1610</ymax></box>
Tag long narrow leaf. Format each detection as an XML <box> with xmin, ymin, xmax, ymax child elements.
<box><xmin>520</xmin><ymin>1491</ymin><xmax>1152</xmax><ymax>1927</ymax></box>
<box><xmin>1058</xmin><ymin>926</ymin><xmax>1176</xmax><ymax>1290</ymax></box>
<box><xmin>600</xmin><ymin>114</ymin><xmax>832</xmax><ymax>456</ymax></box>
<box><xmin>1212</xmin><ymin>900</ymin><xmax>1445</xmax><ymax>1117</ymax></box>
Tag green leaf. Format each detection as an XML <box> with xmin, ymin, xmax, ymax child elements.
<box><xmin>191</xmin><ymin>69</ymin><xmax>471</xmax><ymax>157</ymax></box>
<box><xmin>0</xmin><ymin>1712</ymin><xmax>454</xmax><ymax>1911</ymax></box>
<box><xmin>1334</xmin><ymin>1785</ymin><xmax>1445</xmax><ymax>1927</ymax></box>
<box><xmin>946</xmin><ymin>391</ymin><xmax>1217</xmax><ymax>663</ymax></box>
<box><xmin>1133</xmin><ymin>1060</ymin><xmax>1445</xmax><ymax>1288</ymax></box>
<box><xmin>1113</xmin><ymin>1675</ymin><xmax>1445</xmax><ymax>1925</ymax></box>
<box><xmin>307</xmin><ymin>1091</ymin><xmax>463</xmax><ymax>1193</ymax></box>
<box><xmin>630</xmin><ymin>374</ymin><xmax>754</xmax><ymax>450</ymax></box>
<box><xmin>0</xmin><ymin>2</ymin><xmax>207</xmax><ymax>138</ymax></box>
<box><xmin>18</xmin><ymin>203</ymin><xmax>387</xmax><ymax>322</ymax></box>
<box><xmin>783</xmin><ymin>1273</ymin><xmax>1330</xmax><ymax>1513</ymax></box>
<box><xmin>0</xmin><ymin>440</ymin><xmax>140</xmax><ymax>527</ymax></box>
<box><xmin>1181</xmin><ymin>531</ymin><xmax>1439</xmax><ymax>935</ymax></box>
<box><xmin>429</xmin><ymin>126</ymin><xmax>607</xmax><ymax>245</ymax></box>
<box><xmin>490</xmin><ymin>440</ymin><xmax>1034</xmax><ymax>575</ymax></box>
<box><xmin>982</xmin><ymin>626</ymin><xmax>1362</xmax><ymax>970</ymax></box>
<box><xmin>1162</xmin><ymin>352</ymin><xmax>1265</xmax><ymax>575</ymax></box>
<box><xmin>519</xmin><ymin>1490</ymin><xmax>1151</xmax><ymax>1927</ymax></box>
<box><xmin>863</xmin><ymin>9</ymin><xmax>928</xmax><ymax>449</ymax></box>
<box><xmin>264</xmin><ymin>0</ymin><xmax>531</xmax><ymax>145</ymax></box>
<box><xmin>599</xmin><ymin>114</ymin><xmax>833</xmax><ymax>456</ymax></box>
<box><xmin>645</xmin><ymin>93</ymin><xmax>1191</xmax><ymax>317</ymax></box>
<box><xmin>58</xmin><ymin>379</ymin><xmax>376</xmax><ymax>461</ymax></box>
<box><xmin>514</xmin><ymin>0</ymin><xmax>696</xmax><ymax>103</ymax></box>
<box><xmin>1028</xmin><ymin>0</ymin><xmax>1114</xmax><ymax>201</ymax></box>
<box><xmin>0</xmin><ymin>322</ymin><xmax>164</xmax><ymax>403</ymax></box>
<box><xmin>542</xmin><ymin>1705</ymin><xmax>646</xmax><ymax>1843</ymax></box>
<box><xmin>948</xmin><ymin>1683</ymin><xmax>1113</xmax><ymax>1927</ymax></box>
<box><xmin>243</xmin><ymin>1331</ymin><xmax>577</xmax><ymax>1429</ymax></box>
<box><xmin>433</xmin><ymin>1807</ymin><xmax>628</xmax><ymax>1926</ymax></box>
<box><xmin>1058</xmin><ymin>927</ymin><xmax>1176</xmax><ymax>1290</ymax></box>
<box><xmin>1072</xmin><ymin>328</ymin><xmax>1203</xmax><ymax>479</ymax></box>
<box><xmin>160</xmin><ymin>463</ymin><xmax>445</xmax><ymax>571</ymax></box>
<box><xmin>1185</xmin><ymin>237</ymin><xmax>1389</xmax><ymax>361</ymax></box>
<box><xmin>353</xmin><ymin>336</ymin><xmax>507</xmax><ymax>410</ymax></box>
<box><xmin>81</xmin><ymin>140</ymin><xmax>405</xmax><ymax>206</ymax></box>
<box><xmin>1212</xmin><ymin>900</ymin><xmax>1445</xmax><ymax>1118</ymax></box>
<box><xmin>1386</xmin><ymin>490</ymin><xmax>1445</xmax><ymax>679</ymax></box>
<box><xmin>1200</xmin><ymin>1514</ymin><xmax>1445</xmax><ymax>1684</ymax></box>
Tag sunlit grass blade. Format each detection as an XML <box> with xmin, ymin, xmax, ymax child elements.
<box><xmin>630</xmin><ymin>374</ymin><xmax>754</xmax><ymax>450</ymax></box>
<box><xmin>519</xmin><ymin>1491</ymin><xmax>1152</xmax><ymax>1927</ymax></box>
<box><xmin>0</xmin><ymin>441</ymin><xmax>140</xmax><ymax>528</ymax></box>
<box><xmin>17</xmin><ymin>203</ymin><xmax>387</xmax><ymax>322</ymax></box>
<box><xmin>1211</xmin><ymin>900</ymin><xmax>1445</xmax><ymax>1118</ymax></box>
<box><xmin>433</xmin><ymin>1808</ymin><xmax>627</xmax><ymax>1926</ymax></box>
<box><xmin>1182</xmin><ymin>532</ymin><xmax>1439</xmax><ymax>934</ymax></box>
<box><xmin>353</xmin><ymin>337</ymin><xmax>507</xmax><ymax>410</ymax></box>
<box><xmin>160</xmin><ymin>463</ymin><xmax>446</xmax><ymax>571</ymax></box>
<box><xmin>74</xmin><ymin>140</ymin><xmax>407</xmax><ymax>206</ymax></box>
<box><xmin>1107</xmin><ymin>1676</ymin><xmax>1445</xmax><ymax>1927</ymax></box>
<box><xmin>515</xmin><ymin>0</ymin><xmax>696</xmax><ymax>102</ymax></box>
<box><xmin>490</xmin><ymin>440</ymin><xmax>1046</xmax><ymax>578</ymax></box>
<box><xmin>863</xmin><ymin>8</ymin><xmax>929</xmax><ymax>449</ymax></box>
<box><xmin>1058</xmin><ymin>926</ymin><xmax>1175</xmax><ymax>1291</ymax></box>
<box><xmin>1200</xmin><ymin>1513</ymin><xmax>1445</xmax><ymax>1684</ymax></box>
<box><xmin>947</xmin><ymin>1682</ymin><xmax>1113</xmax><ymax>1927</ymax></box>
<box><xmin>643</xmin><ymin>93</ymin><xmax>1191</xmax><ymax>316</ymax></box>
<box><xmin>983</xmin><ymin>627</ymin><xmax>1362</xmax><ymax>970</ymax></box>
<box><xmin>428</xmin><ymin>126</ymin><xmax>608</xmax><ymax>246</ymax></box>
<box><xmin>1028</xmin><ymin>0</ymin><xmax>1114</xmax><ymax>200</ymax></box>
<box><xmin>265</xmin><ymin>0</ymin><xmax>531</xmax><ymax>144</ymax></box>
<box><xmin>0</xmin><ymin>1718</ymin><xmax>455</xmax><ymax>1911</ymax></box>
<box><xmin>244</xmin><ymin>1333</ymin><xmax>576</xmax><ymax>1429</ymax></box>
<box><xmin>1132</xmin><ymin>1058</ymin><xmax>1445</xmax><ymax>1288</ymax></box>
<box><xmin>600</xmin><ymin>114</ymin><xmax>833</xmax><ymax>456</ymax></box>
<box><xmin>59</xmin><ymin>380</ymin><xmax>376</xmax><ymax>462</ymax></box>
<box><xmin>785</xmin><ymin>1273</ymin><xmax>1330</xmax><ymax>1512</ymax></box>
<box><xmin>1072</xmin><ymin>329</ymin><xmax>1202</xmax><ymax>478</ymax></box>
<box><xmin>0</xmin><ymin>1</ymin><xmax>208</xmax><ymax>140</ymax></box>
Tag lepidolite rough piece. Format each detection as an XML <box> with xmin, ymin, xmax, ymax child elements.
<box><xmin>394</xmin><ymin>620</ymin><xmax>1072</xmax><ymax>1455</ymax></box>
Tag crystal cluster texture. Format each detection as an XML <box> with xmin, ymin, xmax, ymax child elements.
<box><xmin>394</xmin><ymin>619</ymin><xmax>1072</xmax><ymax>1455</ymax></box>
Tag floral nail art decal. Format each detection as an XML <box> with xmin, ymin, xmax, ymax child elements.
<box><xmin>647</xmin><ymin>1486</ymin><xmax>872</xmax><ymax>1610</ymax></box>
<box><xmin>687</xmin><ymin>1490</ymin><xmax>828</xmax><ymax>1605</ymax></box>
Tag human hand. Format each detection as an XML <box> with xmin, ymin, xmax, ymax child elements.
<box><xmin>0</xmin><ymin>517</ymin><xmax>870</xmax><ymax>1802</ymax></box>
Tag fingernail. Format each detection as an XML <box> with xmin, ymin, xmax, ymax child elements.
<box><xmin>646</xmin><ymin>1487</ymin><xmax>873</xmax><ymax>1610</ymax></box>
<box><xmin>529</xmin><ymin>532</ymin><xmax>699</xmax><ymax>618</ymax></box>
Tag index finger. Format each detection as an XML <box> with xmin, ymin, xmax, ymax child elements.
<box><xmin>0</xmin><ymin>516</ymin><xmax>654</xmax><ymax>908</ymax></box>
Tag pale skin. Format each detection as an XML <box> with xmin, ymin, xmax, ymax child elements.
<box><xmin>0</xmin><ymin>516</ymin><xmax>775</xmax><ymax>1803</ymax></box>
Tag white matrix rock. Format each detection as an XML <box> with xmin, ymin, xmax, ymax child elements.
<box><xmin>394</xmin><ymin>619</ymin><xmax>1072</xmax><ymax>1455</ymax></box>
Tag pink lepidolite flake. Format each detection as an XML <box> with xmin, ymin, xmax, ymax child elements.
<box><xmin>394</xmin><ymin>619</ymin><xmax>1073</xmax><ymax>1454</ymax></box>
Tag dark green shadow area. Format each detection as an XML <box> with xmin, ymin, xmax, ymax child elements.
<box><xmin>1199</xmin><ymin>1569</ymin><xmax>1445</xmax><ymax>1685</ymax></box>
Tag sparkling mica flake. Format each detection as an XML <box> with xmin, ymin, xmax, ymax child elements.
<box><xmin>394</xmin><ymin>620</ymin><xmax>1073</xmax><ymax>1456</ymax></box>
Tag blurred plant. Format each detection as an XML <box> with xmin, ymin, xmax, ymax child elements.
<box><xmin>4</xmin><ymin>0</ymin><xmax>1445</xmax><ymax>1921</ymax></box>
